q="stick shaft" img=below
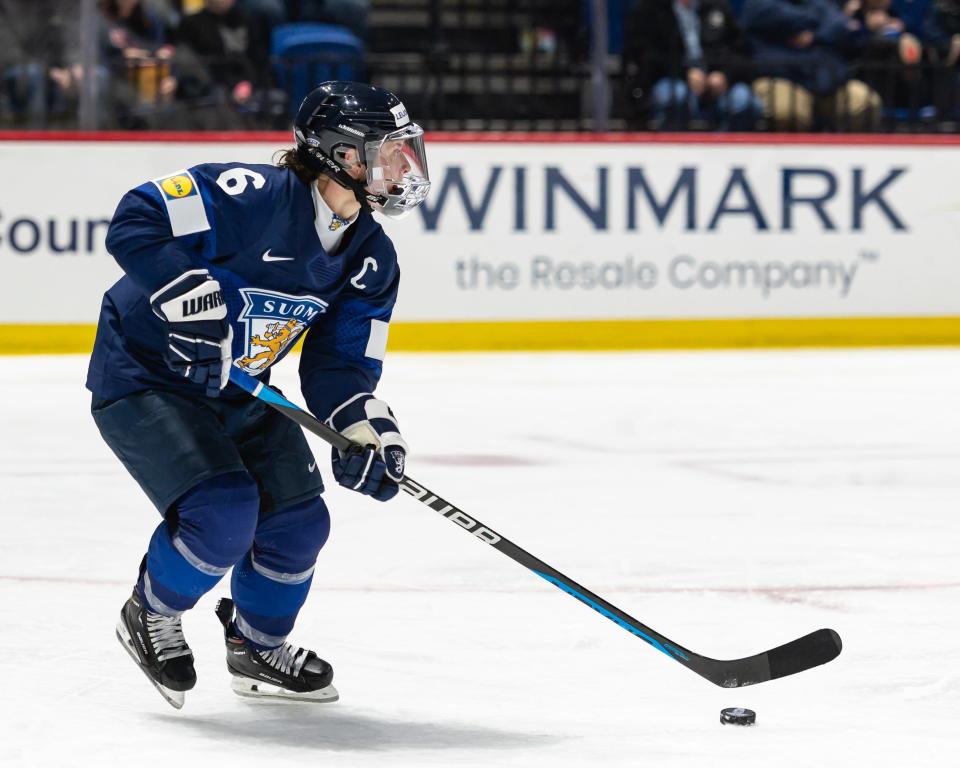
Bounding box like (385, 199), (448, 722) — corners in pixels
(228, 368), (841, 687)
(229, 370), (691, 660)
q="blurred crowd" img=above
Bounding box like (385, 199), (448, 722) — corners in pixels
(0, 0), (369, 129)
(622, 0), (960, 130)
(2, 0), (960, 132)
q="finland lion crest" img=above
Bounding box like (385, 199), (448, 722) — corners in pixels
(236, 289), (328, 374)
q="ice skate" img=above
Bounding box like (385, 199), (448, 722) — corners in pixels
(215, 598), (338, 703)
(115, 588), (196, 709)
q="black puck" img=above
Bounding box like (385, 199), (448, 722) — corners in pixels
(720, 707), (756, 726)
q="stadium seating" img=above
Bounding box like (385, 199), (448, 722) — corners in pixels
(271, 23), (366, 115)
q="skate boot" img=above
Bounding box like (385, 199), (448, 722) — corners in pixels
(215, 597), (338, 703)
(116, 588), (196, 709)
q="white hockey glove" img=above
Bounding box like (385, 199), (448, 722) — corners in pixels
(327, 393), (408, 502)
(150, 270), (233, 398)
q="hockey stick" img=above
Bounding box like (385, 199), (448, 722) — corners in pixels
(229, 367), (842, 688)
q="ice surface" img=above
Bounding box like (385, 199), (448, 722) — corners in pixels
(2, 350), (959, 767)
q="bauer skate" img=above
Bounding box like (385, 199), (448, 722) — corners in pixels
(215, 598), (338, 703)
(116, 588), (196, 709)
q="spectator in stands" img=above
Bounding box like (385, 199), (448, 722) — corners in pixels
(846, 0), (926, 115)
(624, 0), (762, 130)
(852, 0), (906, 37)
(847, 0), (921, 62)
(924, 0), (960, 117)
(175, 0), (270, 109)
(925, 0), (960, 63)
(101, 0), (177, 114)
(0, 1), (65, 123)
(102, 0), (171, 56)
(0, 0), (107, 125)
(740, 0), (882, 130)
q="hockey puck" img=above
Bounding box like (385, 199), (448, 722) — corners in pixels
(720, 707), (756, 726)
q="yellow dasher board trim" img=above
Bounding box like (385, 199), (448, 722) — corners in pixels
(390, 317), (960, 350)
(4, 317), (960, 354)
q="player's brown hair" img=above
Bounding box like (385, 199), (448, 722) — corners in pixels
(274, 148), (321, 185)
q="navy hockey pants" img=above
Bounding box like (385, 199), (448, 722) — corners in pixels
(93, 389), (329, 648)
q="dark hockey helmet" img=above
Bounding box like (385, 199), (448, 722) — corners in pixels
(293, 81), (431, 218)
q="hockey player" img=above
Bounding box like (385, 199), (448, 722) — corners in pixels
(86, 81), (431, 708)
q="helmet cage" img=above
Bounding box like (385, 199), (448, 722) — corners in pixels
(362, 125), (431, 219)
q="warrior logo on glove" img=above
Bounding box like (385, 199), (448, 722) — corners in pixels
(150, 269), (233, 398)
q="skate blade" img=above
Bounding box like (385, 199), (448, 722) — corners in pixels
(230, 675), (339, 703)
(115, 621), (185, 710)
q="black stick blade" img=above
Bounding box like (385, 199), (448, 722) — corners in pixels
(766, 628), (842, 681)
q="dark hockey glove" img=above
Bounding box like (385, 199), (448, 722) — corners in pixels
(332, 444), (399, 501)
(150, 270), (233, 398)
(328, 394), (408, 502)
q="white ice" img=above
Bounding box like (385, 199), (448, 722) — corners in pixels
(2, 350), (958, 767)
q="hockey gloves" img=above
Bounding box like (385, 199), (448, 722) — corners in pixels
(150, 270), (233, 398)
(328, 394), (408, 502)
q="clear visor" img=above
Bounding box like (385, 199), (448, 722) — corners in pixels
(364, 124), (431, 219)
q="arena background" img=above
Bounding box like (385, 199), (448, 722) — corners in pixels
(3, 132), (960, 352)
(4, 2), (960, 766)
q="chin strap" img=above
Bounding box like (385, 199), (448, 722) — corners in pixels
(297, 146), (384, 214)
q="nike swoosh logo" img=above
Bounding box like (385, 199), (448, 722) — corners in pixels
(262, 249), (294, 262)
(308, 462), (317, 473)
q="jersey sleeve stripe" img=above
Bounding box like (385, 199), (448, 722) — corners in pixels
(364, 319), (389, 361)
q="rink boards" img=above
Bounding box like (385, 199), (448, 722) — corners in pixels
(1, 132), (959, 351)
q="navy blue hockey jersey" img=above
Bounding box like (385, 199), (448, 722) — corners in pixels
(86, 163), (400, 421)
